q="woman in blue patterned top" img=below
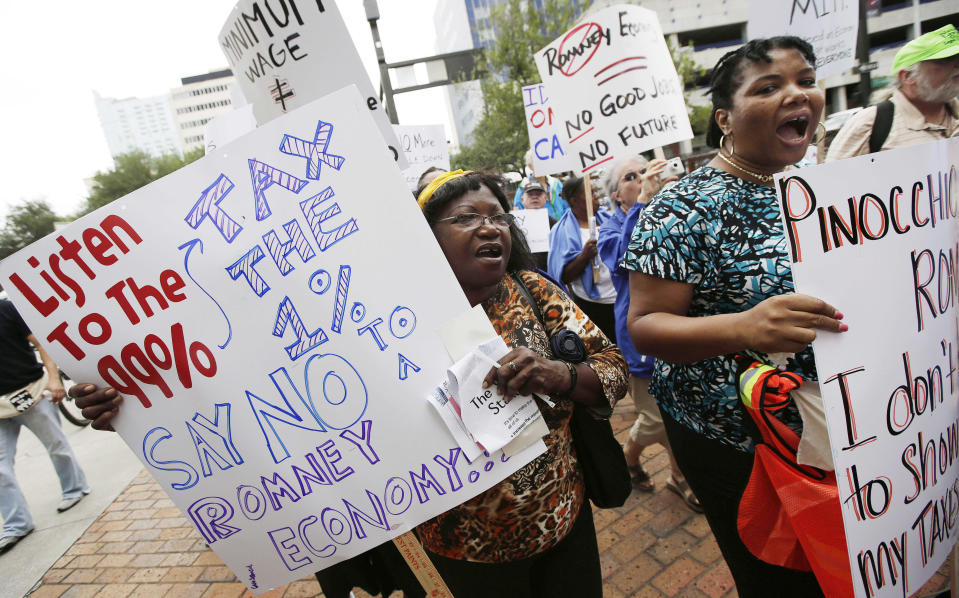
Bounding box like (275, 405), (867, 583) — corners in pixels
(622, 37), (847, 597)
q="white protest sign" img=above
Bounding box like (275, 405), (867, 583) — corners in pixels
(747, 0), (858, 79)
(395, 125), (450, 190)
(218, 0), (406, 168)
(522, 84), (576, 176)
(0, 85), (542, 594)
(512, 208), (551, 253)
(534, 5), (693, 175)
(776, 139), (959, 598)
(204, 104), (257, 153)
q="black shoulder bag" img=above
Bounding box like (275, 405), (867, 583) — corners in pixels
(510, 271), (632, 509)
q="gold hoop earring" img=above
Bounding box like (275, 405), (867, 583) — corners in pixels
(719, 134), (735, 156)
(812, 122), (826, 145)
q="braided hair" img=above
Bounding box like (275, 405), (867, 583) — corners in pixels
(705, 37), (817, 148)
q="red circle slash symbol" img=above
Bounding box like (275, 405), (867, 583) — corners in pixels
(557, 22), (604, 77)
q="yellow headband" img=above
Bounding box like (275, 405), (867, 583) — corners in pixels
(416, 169), (472, 210)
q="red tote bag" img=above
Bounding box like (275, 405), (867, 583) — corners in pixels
(736, 360), (854, 598)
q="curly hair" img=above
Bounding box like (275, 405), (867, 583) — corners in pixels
(419, 171), (536, 273)
(705, 36), (817, 148)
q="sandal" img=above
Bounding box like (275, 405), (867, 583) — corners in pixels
(628, 464), (655, 492)
(666, 477), (704, 513)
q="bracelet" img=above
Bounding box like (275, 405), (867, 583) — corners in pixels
(558, 360), (578, 399)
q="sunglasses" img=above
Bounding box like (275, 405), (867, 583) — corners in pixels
(621, 169), (647, 182)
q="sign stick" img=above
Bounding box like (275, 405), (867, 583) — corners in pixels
(583, 174), (600, 284)
(392, 531), (455, 597)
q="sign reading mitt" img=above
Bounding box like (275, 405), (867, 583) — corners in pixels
(0, 86), (541, 594)
(776, 139), (959, 598)
(534, 5), (693, 174)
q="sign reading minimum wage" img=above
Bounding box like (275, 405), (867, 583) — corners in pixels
(219, 0), (407, 168)
(776, 139), (959, 598)
(0, 86), (542, 594)
(534, 4), (693, 175)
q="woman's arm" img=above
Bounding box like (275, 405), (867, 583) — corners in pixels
(27, 334), (65, 403)
(627, 271), (846, 364)
(561, 238), (596, 282)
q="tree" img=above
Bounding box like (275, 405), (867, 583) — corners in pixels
(77, 147), (204, 217)
(452, 0), (585, 172)
(0, 199), (59, 259)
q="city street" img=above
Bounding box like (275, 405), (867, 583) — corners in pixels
(3, 404), (141, 598)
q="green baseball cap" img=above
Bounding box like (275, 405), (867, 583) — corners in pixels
(892, 24), (959, 75)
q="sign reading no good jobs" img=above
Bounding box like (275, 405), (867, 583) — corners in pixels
(535, 5), (693, 175)
(0, 86), (540, 594)
(219, 0), (406, 168)
(776, 139), (959, 598)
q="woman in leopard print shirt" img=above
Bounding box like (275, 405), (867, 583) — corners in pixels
(415, 170), (628, 598)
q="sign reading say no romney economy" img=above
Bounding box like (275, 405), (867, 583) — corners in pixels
(0, 86), (542, 594)
(535, 5), (693, 175)
(218, 0), (406, 168)
(776, 139), (959, 598)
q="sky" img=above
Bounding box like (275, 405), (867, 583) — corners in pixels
(0, 0), (448, 219)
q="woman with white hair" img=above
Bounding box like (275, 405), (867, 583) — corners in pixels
(597, 156), (700, 510)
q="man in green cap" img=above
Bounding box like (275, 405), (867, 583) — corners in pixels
(827, 24), (959, 161)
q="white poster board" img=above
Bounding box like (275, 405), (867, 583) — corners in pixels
(776, 139), (959, 598)
(512, 208), (551, 253)
(522, 84), (576, 177)
(747, 0), (858, 79)
(218, 0), (406, 168)
(0, 86), (541, 594)
(204, 104), (257, 153)
(395, 125), (450, 190)
(534, 5), (693, 175)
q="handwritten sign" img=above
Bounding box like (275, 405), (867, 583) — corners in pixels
(512, 208), (551, 253)
(534, 5), (693, 175)
(522, 84), (576, 177)
(395, 125), (450, 190)
(218, 0), (406, 168)
(776, 139), (959, 598)
(0, 86), (542, 594)
(747, 0), (858, 79)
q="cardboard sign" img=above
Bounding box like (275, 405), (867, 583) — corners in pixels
(747, 0), (858, 79)
(522, 84), (576, 177)
(0, 86), (542, 594)
(395, 125), (450, 191)
(534, 5), (693, 175)
(776, 139), (959, 598)
(218, 0), (406, 168)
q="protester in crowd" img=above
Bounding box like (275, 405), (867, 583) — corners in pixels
(516, 180), (558, 271)
(417, 166), (447, 189)
(74, 170), (629, 598)
(596, 157), (700, 512)
(827, 24), (959, 160)
(1, 299), (90, 554)
(547, 176), (617, 343)
(623, 37), (846, 596)
(513, 150), (569, 221)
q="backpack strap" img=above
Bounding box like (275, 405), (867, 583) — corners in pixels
(869, 100), (894, 153)
(510, 271), (544, 326)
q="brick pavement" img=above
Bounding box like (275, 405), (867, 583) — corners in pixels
(21, 400), (953, 598)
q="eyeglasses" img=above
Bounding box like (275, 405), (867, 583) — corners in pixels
(621, 169), (647, 182)
(437, 212), (516, 229)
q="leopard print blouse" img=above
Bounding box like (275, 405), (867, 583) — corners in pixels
(416, 270), (628, 562)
